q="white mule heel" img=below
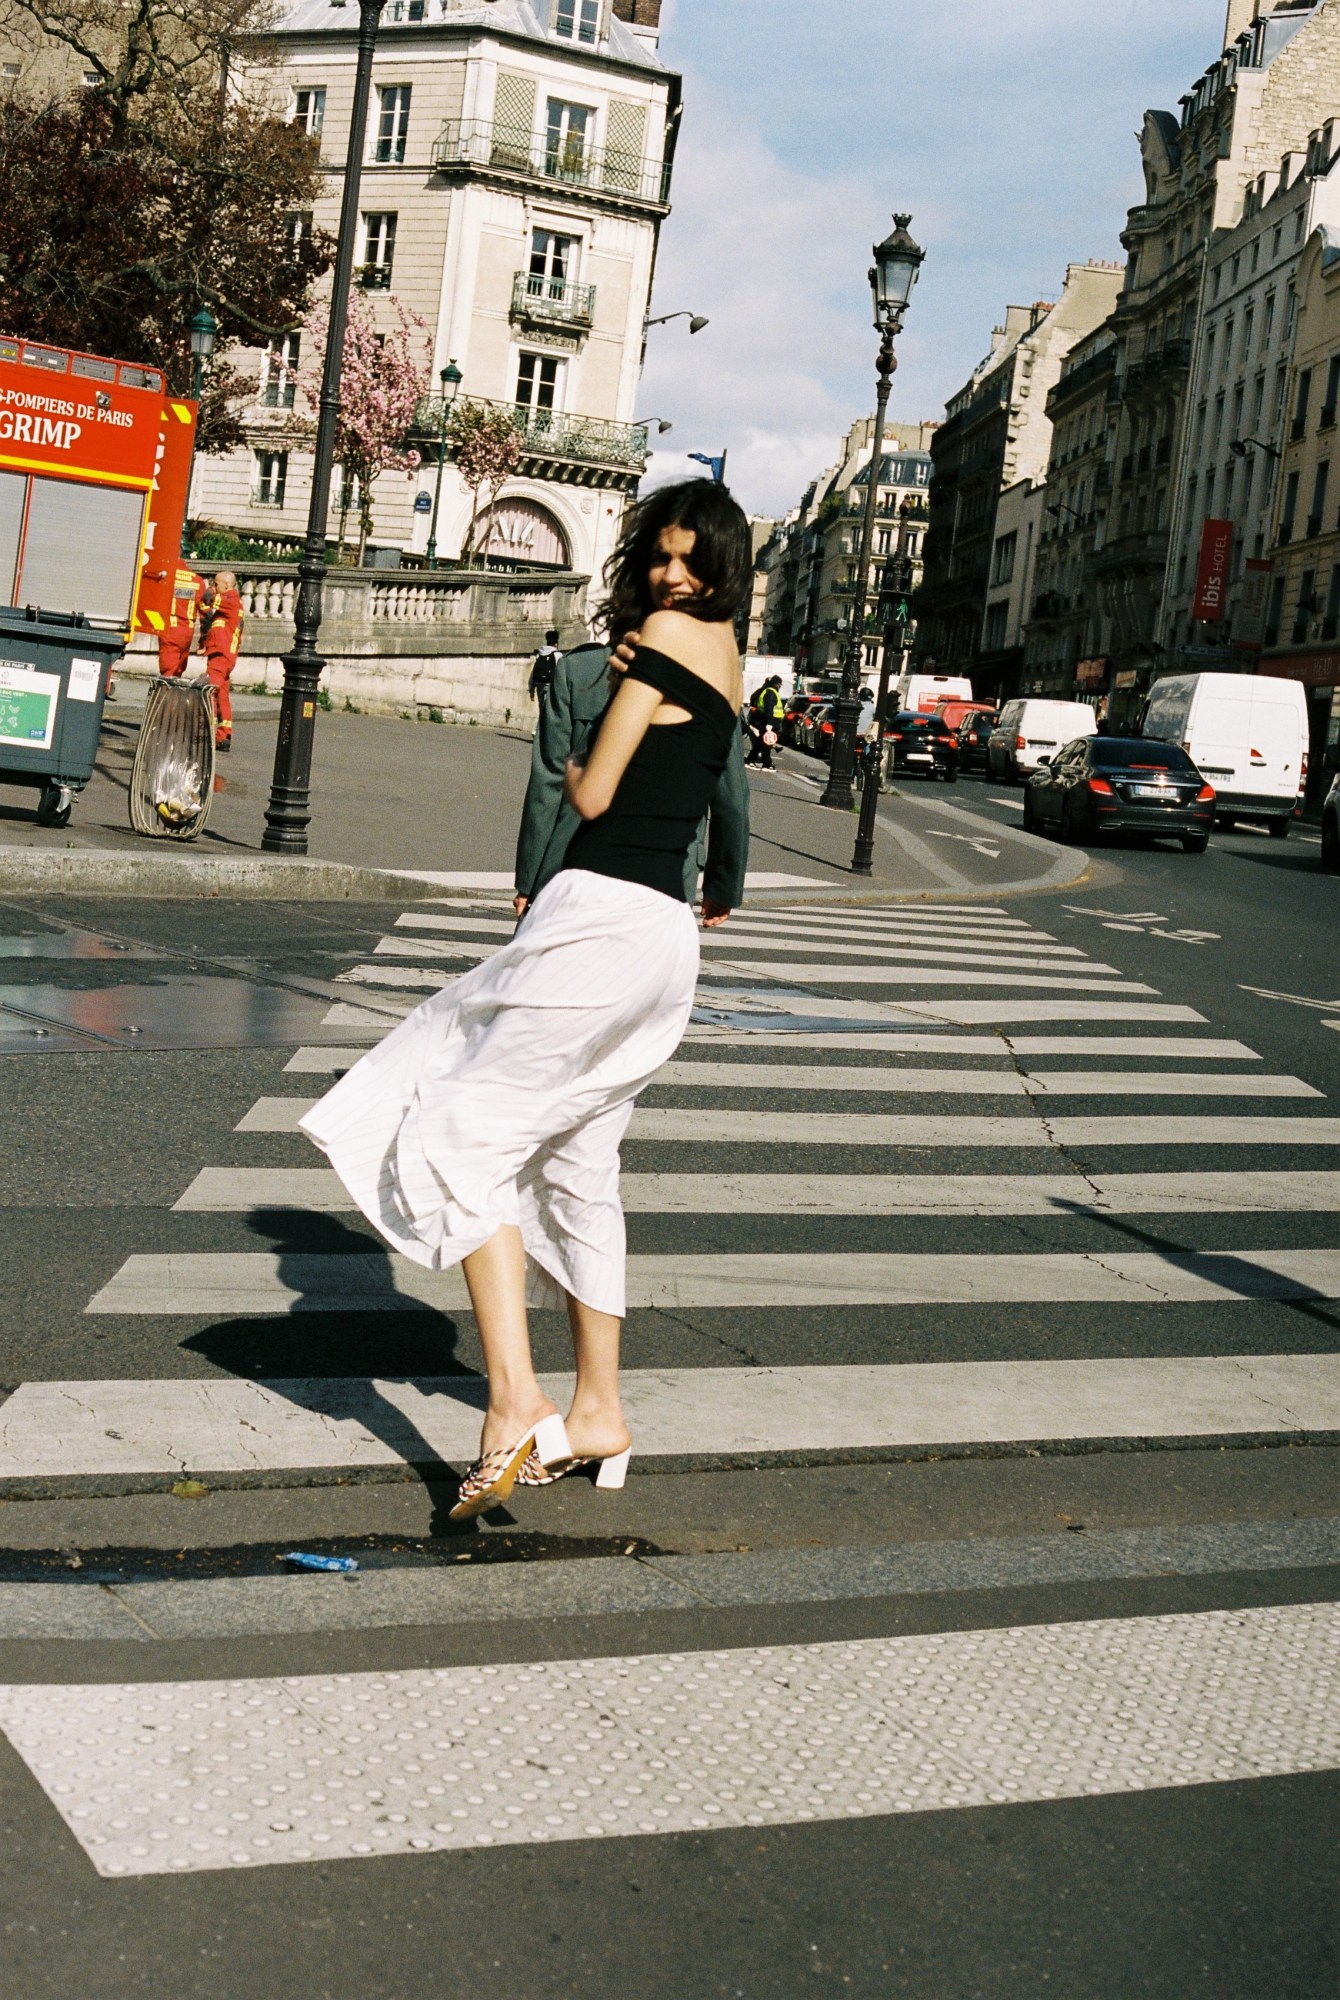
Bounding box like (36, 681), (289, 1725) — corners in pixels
(594, 1447), (631, 1491)
(532, 1412), (574, 1471)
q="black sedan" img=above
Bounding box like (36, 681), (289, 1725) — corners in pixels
(957, 712), (995, 772)
(885, 710), (959, 782)
(1022, 735), (1215, 851)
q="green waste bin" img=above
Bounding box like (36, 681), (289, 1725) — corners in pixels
(0, 606), (124, 827)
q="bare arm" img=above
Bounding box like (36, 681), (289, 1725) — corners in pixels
(563, 674), (662, 820)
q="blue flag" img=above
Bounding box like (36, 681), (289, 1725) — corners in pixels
(688, 451), (725, 482)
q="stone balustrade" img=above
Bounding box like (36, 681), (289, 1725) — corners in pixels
(124, 564), (592, 724)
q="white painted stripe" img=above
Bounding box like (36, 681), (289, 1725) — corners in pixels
(173, 1166), (1340, 1218)
(8, 1359), (1340, 1482)
(699, 940), (1115, 972)
(371, 939), (494, 962)
(82, 1247), (1340, 1314)
(284, 1047), (370, 1073)
(336, 966), (454, 990)
(5, 1603), (1334, 1875)
(320, 1001), (414, 1027)
(656, 1063), (1316, 1099)
(682, 1034), (1260, 1058)
(719, 917), (1061, 945)
(700, 994), (1204, 1025)
(702, 964), (1155, 991)
(393, 913), (515, 936)
(398, 870), (836, 892)
(241, 1098), (1338, 1145)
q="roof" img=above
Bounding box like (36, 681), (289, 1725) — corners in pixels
(276, 0), (667, 71)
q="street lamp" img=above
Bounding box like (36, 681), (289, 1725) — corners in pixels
(636, 416), (675, 435)
(851, 520), (916, 876)
(645, 310), (709, 335)
(425, 358), (463, 569)
(1229, 435), (1282, 460)
(188, 306), (218, 401)
(820, 213), (925, 813)
(262, 0), (386, 856)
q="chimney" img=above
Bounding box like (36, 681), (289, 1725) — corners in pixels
(613, 1), (663, 29)
(1222, 0), (1257, 49)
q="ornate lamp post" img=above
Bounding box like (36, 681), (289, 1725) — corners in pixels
(820, 214), (925, 812)
(851, 510), (916, 876)
(185, 306), (218, 530)
(425, 358), (463, 569)
(262, 0), (386, 856)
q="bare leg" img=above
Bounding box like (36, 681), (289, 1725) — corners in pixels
(564, 1293), (632, 1460)
(462, 1225), (557, 1454)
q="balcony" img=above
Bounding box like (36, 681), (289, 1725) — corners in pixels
(1291, 413), (1308, 442)
(411, 394), (649, 480)
(510, 270), (596, 333)
(433, 119), (671, 210)
(356, 263), (393, 291)
(1307, 513), (1325, 538)
(1323, 403), (1338, 430)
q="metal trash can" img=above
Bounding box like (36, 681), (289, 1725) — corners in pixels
(128, 676), (216, 841)
(0, 606), (125, 828)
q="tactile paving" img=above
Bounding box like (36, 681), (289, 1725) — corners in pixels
(0, 1601), (1336, 1876)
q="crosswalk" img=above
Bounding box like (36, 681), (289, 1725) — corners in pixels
(3, 890), (1338, 1878)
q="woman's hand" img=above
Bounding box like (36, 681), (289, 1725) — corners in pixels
(701, 900), (732, 929)
(611, 628), (640, 675)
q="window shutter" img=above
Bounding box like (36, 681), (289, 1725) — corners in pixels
(492, 71), (536, 169)
(605, 98), (646, 192)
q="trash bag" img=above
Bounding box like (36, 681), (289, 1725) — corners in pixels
(128, 676), (217, 841)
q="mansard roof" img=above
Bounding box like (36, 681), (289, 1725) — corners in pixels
(277, 0), (666, 72)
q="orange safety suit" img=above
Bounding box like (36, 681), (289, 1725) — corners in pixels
(157, 567), (208, 677)
(203, 587), (245, 746)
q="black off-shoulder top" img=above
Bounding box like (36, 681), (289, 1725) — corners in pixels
(562, 645), (739, 902)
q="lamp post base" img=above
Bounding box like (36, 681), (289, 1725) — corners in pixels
(260, 649), (323, 854)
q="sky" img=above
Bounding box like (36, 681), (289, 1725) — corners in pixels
(637, 0), (1232, 518)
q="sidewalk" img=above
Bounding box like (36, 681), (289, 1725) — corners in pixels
(0, 685), (1088, 901)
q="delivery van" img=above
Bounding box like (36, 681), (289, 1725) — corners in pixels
(1140, 671), (1306, 836)
(896, 671), (973, 713)
(987, 698), (1097, 781)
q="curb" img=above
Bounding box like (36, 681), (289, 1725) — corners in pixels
(0, 846), (461, 902)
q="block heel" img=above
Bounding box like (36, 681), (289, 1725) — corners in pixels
(594, 1447), (631, 1491)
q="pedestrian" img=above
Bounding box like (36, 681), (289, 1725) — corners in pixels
(745, 674), (783, 769)
(528, 627), (563, 708)
(299, 479), (751, 1521)
(202, 569), (245, 752)
(156, 565), (209, 679)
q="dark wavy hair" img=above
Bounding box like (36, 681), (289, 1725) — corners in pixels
(599, 478), (752, 640)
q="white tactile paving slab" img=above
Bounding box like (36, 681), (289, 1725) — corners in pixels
(3, 1357), (1337, 1480)
(172, 1166), (1340, 1217)
(2, 1603), (1335, 1876)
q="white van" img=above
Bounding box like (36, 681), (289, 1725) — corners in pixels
(987, 698), (1097, 781)
(1141, 672), (1306, 835)
(897, 671), (974, 713)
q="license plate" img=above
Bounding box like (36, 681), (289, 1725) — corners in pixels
(1129, 784), (1171, 798)
(907, 752), (932, 762)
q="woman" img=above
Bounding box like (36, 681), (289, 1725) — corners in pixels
(300, 480), (750, 1520)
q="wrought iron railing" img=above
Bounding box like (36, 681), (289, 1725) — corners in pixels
(510, 271), (597, 326)
(412, 393), (649, 470)
(434, 119), (671, 206)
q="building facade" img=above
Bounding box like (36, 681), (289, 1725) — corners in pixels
(1021, 326), (1118, 697)
(916, 263), (1123, 698)
(1097, 0), (1340, 700)
(194, 0), (679, 585)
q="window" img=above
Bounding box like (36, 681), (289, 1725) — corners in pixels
(1309, 462), (1330, 537)
(1286, 286), (1298, 339)
(374, 85), (411, 163)
(1252, 374), (1266, 428)
(1263, 293), (1276, 342)
(1292, 367), (1312, 440)
(1295, 208), (1306, 245)
(516, 352), (561, 412)
(545, 98), (591, 181)
(1231, 384), (1244, 440)
(359, 212), (397, 286)
(1231, 253), (1241, 284)
(261, 332), (300, 409)
(528, 228), (580, 299)
(1324, 563), (1340, 641)
(254, 449), (288, 507)
(1212, 391), (1225, 449)
(990, 531), (1017, 585)
(553, 0), (601, 41)
(1293, 568), (1316, 642)
(1242, 307), (1253, 359)
(982, 600), (1008, 652)
(1280, 469), (1300, 542)
(294, 87), (325, 136)
(1323, 355), (1340, 427)
(81, 69), (100, 85)
(283, 210), (314, 264)
(3, 62), (20, 77)
(1264, 573), (1285, 646)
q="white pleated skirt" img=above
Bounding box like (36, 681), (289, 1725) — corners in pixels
(299, 869), (700, 1316)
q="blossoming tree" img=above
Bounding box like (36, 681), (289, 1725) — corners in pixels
(301, 289), (430, 564)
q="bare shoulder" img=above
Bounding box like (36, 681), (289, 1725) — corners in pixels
(638, 611), (741, 702)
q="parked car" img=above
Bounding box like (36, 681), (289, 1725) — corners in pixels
(957, 711), (996, 772)
(1140, 670), (1307, 836)
(782, 693), (819, 745)
(811, 703), (840, 759)
(987, 698), (1098, 782)
(932, 697), (997, 735)
(1022, 735), (1215, 851)
(885, 709), (959, 782)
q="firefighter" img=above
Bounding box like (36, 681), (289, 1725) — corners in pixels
(157, 565), (208, 678)
(202, 568), (245, 751)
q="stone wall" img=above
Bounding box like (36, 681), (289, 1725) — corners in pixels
(124, 564), (592, 724)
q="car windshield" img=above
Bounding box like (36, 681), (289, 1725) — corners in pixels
(1092, 739), (1195, 771)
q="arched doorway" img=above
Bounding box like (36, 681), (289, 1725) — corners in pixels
(473, 495), (571, 571)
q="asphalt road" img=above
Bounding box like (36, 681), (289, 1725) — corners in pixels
(0, 802), (1336, 1998)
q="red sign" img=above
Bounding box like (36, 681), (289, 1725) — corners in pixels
(0, 335), (166, 490)
(132, 397), (198, 636)
(1193, 517), (1234, 623)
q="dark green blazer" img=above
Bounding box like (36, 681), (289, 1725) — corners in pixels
(514, 642), (750, 907)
